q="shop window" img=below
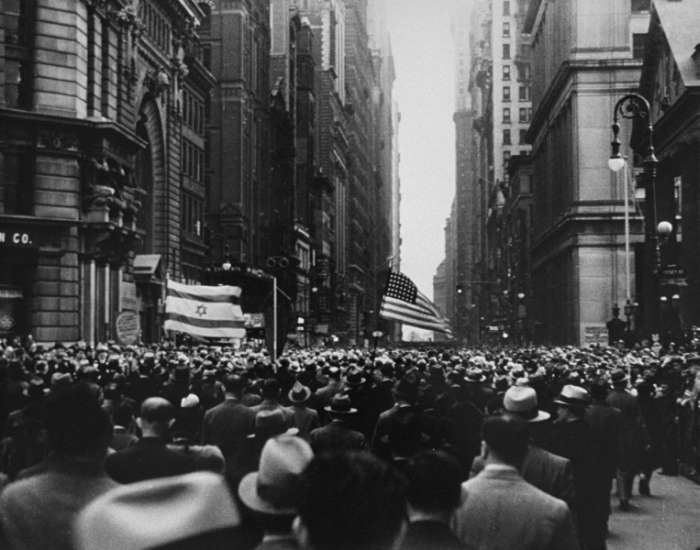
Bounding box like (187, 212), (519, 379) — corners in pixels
(1, 151), (34, 215)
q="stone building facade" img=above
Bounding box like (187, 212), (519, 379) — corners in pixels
(0, 0), (214, 343)
(638, 0), (700, 341)
(525, 0), (649, 344)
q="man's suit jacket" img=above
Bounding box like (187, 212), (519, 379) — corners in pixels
(286, 405), (320, 441)
(453, 466), (579, 550)
(201, 398), (256, 456)
(310, 420), (366, 455)
(470, 445), (576, 512)
(105, 437), (200, 483)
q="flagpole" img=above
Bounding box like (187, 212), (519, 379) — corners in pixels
(273, 275), (278, 361)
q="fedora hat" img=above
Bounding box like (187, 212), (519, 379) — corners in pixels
(464, 367), (487, 383)
(288, 381), (312, 404)
(75, 472), (241, 550)
(610, 368), (628, 385)
(345, 368), (366, 387)
(503, 386), (550, 422)
(248, 409), (298, 440)
(553, 385), (591, 408)
(324, 394), (357, 415)
(238, 435), (314, 515)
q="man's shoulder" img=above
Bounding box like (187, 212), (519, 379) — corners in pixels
(465, 469), (567, 510)
(527, 445), (570, 468)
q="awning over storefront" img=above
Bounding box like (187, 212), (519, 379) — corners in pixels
(133, 254), (162, 281)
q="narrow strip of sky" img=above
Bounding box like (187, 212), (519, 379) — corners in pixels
(385, 0), (463, 299)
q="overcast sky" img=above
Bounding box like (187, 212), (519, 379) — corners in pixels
(384, 0), (464, 299)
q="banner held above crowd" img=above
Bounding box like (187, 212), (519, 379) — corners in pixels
(164, 280), (246, 340)
(380, 271), (453, 336)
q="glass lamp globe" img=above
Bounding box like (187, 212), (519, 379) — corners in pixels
(657, 221), (673, 237)
(607, 156), (626, 172)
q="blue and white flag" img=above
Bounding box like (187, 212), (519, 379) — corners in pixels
(164, 280), (246, 339)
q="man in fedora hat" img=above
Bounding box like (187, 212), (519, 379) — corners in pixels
(453, 416), (579, 550)
(605, 369), (647, 511)
(551, 385), (606, 550)
(202, 375), (256, 461)
(285, 382), (319, 442)
(239, 435), (314, 550)
(309, 395), (366, 455)
(371, 376), (418, 457)
(471, 386), (576, 513)
(76, 471), (244, 550)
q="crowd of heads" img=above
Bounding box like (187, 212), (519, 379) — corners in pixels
(1, 335), (700, 549)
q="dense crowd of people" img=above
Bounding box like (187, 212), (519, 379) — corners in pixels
(0, 336), (699, 550)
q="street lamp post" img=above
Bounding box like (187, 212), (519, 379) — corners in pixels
(610, 93), (660, 338)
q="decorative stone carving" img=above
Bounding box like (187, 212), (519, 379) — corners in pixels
(143, 68), (171, 98)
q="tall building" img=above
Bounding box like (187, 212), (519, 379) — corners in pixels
(205, 0), (270, 268)
(524, 0), (650, 344)
(0, 0), (214, 343)
(638, 0), (700, 342)
(491, 0), (532, 184)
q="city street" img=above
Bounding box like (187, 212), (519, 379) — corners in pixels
(608, 473), (700, 550)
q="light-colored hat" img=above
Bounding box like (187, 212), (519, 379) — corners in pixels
(181, 393), (200, 409)
(503, 386), (551, 422)
(75, 472), (240, 550)
(238, 435), (314, 515)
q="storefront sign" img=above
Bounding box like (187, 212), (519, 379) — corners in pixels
(116, 311), (140, 345)
(0, 230), (34, 247)
(119, 280), (138, 311)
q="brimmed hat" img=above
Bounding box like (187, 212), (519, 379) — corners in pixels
(464, 367), (487, 383)
(503, 386), (550, 422)
(345, 368), (366, 387)
(553, 385), (591, 408)
(288, 381), (312, 404)
(324, 394), (357, 415)
(75, 472), (241, 550)
(610, 369), (628, 385)
(238, 435), (313, 516)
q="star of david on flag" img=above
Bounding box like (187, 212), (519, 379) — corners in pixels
(164, 280), (245, 339)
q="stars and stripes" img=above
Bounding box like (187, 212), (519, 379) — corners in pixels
(164, 280), (246, 339)
(380, 271), (453, 336)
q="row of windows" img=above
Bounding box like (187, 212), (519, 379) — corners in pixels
(182, 192), (203, 238)
(503, 129), (529, 146)
(504, 65), (531, 82)
(139, 0), (172, 54)
(503, 107), (532, 123)
(182, 88), (206, 135)
(182, 139), (205, 183)
(501, 85), (531, 102)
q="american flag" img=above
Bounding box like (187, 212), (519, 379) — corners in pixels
(379, 272), (453, 336)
